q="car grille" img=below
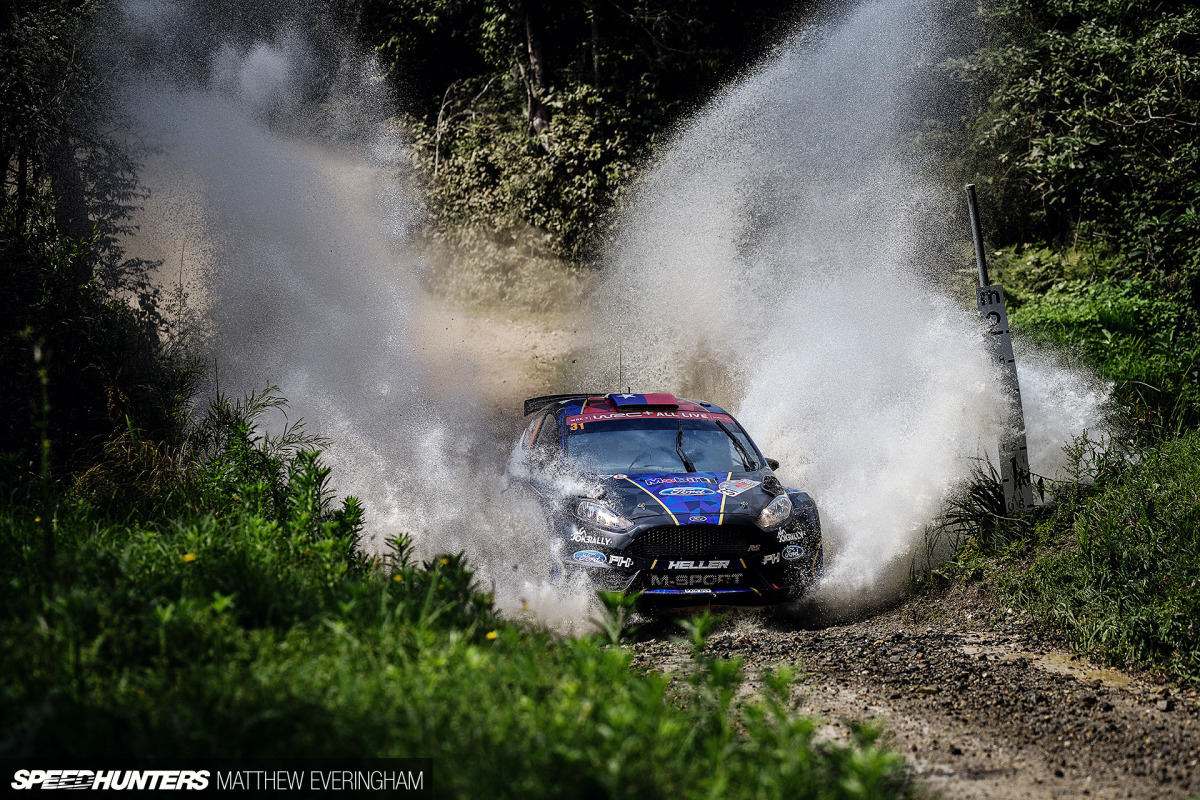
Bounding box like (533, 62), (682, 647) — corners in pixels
(627, 525), (763, 558)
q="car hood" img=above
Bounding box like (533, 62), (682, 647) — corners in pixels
(597, 472), (775, 524)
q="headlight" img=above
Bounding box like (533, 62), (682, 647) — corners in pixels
(757, 494), (793, 529)
(575, 499), (634, 531)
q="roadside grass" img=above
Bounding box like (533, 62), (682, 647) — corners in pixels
(993, 245), (1200, 432)
(927, 243), (1200, 685)
(0, 391), (910, 798)
(924, 432), (1200, 685)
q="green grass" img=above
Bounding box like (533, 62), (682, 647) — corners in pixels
(934, 244), (1200, 685)
(929, 433), (1200, 685)
(0, 392), (910, 798)
(992, 245), (1200, 431)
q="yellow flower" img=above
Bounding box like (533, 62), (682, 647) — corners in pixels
(393, 574), (404, 582)
(486, 630), (498, 640)
(438, 557), (449, 566)
(182, 553), (197, 563)
(34, 516), (41, 523)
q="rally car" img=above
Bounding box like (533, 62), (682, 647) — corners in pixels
(505, 392), (823, 607)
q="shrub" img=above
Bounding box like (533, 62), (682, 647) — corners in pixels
(929, 432), (1200, 684)
(0, 390), (912, 796)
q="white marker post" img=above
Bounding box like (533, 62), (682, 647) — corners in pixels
(967, 185), (1034, 513)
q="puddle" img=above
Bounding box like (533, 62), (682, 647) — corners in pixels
(960, 643), (1132, 689)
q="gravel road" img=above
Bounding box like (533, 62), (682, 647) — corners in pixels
(631, 587), (1199, 799)
(429, 296), (1199, 798)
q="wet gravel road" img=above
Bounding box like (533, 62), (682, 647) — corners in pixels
(631, 590), (1199, 799)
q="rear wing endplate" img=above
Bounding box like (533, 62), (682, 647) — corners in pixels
(522, 393), (604, 417)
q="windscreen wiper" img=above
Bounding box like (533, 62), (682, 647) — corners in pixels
(716, 421), (757, 470)
(675, 421), (697, 472)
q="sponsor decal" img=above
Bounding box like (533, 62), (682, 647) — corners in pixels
(573, 550), (607, 565)
(718, 478), (761, 497)
(683, 588), (713, 594)
(776, 529), (807, 543)
(667, 560), (729, 570)
(598, 473), (628, 480)
(10, 770), (211, 791)
(572, 531), (613, 547)
(747, 544), (761, 551)
(782, 545), (803, 561)
(659, 487), (715, 496)
(565, 411), (735, 425)
(609, 554), (633, 568)
(640, 476), (716, 486)
(688, 515), (709, 523)
(650, 573), (744, 587)
(762, 552), (781, 565)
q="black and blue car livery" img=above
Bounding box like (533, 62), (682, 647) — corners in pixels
(508, 392), (823, 607)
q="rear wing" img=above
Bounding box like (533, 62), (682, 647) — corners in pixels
(522, 393), (605, 417)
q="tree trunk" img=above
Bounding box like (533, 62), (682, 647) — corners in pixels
(0, 131), (11, 209)
(16, 141), (28, 228)
(523, 6), (551, 142)
(50, 135), (91, 242)
(588, 1), (600, 88)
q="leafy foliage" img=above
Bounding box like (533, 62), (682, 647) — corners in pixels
(964, 1), (1200, 310)
(930, 433), (1200, 684)
(0, 393), (911, 797)
(991, 246), (1200, 430)
(1, 2), (196, 481)
(0, 200), (197, 481)
(353, 0), (801, 274)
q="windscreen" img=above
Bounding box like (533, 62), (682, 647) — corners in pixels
(564, 418), (760, 474)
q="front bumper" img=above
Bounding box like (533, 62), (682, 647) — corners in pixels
(555, 514), (823, 608)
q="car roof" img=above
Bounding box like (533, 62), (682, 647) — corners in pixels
(523, 392), (732, 420)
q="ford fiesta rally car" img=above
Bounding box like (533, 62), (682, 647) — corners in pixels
(505, 392), (823, 607)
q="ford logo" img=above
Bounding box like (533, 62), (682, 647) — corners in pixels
(572, 550), (607, 565)
(659, 487), (715, 496)
(782, 545), (803, 561)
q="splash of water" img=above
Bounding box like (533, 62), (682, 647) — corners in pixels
(111, 0), (597, 630)
(585, 0), (1110, 610)
(114, 0), (1109, 625)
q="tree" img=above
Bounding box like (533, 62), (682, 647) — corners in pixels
(352, 0), (802, 265)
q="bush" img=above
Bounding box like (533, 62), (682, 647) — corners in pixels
(0, 202), (197, 483)
(966, 1), (1200, 309)
(0, 391), (911, 797)
(931, 432), (1200, 685)
(990, 245), (1200, 429)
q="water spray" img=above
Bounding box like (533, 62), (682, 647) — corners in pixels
(966, 184), (1034, 513)
(583, 0), (1108, 610)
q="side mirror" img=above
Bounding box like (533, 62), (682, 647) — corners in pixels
(765, 457), (780, 471)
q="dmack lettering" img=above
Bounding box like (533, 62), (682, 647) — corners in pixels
(776, 530), (808, 543)
(667, 560), (729, 570)
(650, 573), (744, 587)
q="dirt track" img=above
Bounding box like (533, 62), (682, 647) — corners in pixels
(632, 589), (1200, 800)
(428, 300), (1200, 799)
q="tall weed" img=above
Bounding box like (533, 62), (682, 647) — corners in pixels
(926, 432), (1200, 684)
(0, 389), (912, 796)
